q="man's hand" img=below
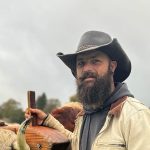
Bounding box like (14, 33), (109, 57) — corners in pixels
(25, 108), (47, 125)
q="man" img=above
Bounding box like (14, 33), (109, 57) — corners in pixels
(25, 31), (150, 150)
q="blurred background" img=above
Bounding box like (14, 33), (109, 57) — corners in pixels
(0, 0), (150, 122)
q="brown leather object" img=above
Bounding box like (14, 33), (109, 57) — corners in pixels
(25, 126), (70, 150)
(0, 124), (70, 150)
(51, 102), (83, 132)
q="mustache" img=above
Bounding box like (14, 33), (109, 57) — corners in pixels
(79, 71), (97, 81)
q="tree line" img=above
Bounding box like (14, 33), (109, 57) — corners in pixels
(0, 93), (79, 124)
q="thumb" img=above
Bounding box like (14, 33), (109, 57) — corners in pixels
(29, 108), (40, 114)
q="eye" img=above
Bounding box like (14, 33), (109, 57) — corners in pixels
(91, 59), (101, 64)
(77, 61), (85, 68)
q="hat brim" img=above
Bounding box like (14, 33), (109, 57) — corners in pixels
(57, 39), (131, 82)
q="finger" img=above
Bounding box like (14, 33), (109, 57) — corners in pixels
(30, 108), (42, 115)
(26, 108), (31, 115)
(25, 114), (30, 119)
(29, 108), (37, 112)
(25, 108), (37, 115)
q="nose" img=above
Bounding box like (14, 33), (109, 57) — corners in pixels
(82, 63), (94, 72)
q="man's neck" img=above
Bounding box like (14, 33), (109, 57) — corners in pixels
(110, 82), (116, 95)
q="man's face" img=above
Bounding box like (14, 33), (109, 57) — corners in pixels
(76, 50), (115, 85)
(76, 50), (117, 110)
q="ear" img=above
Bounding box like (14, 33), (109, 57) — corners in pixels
(110, 61), (117, 73)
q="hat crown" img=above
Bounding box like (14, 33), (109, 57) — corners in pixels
(77, 31), (112, 52)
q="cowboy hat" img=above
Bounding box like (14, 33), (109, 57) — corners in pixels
(57, 31), (131, 82)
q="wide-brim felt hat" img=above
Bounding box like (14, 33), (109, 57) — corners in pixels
(57, 31), (131, 82)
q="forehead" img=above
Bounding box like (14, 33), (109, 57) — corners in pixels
(76, 50), (109, 61)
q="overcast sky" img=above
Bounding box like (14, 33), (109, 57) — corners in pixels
(0, 0), (150, 109)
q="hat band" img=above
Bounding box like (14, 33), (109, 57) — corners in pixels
(78, 45), (97, 51)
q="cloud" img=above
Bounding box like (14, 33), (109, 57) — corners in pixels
(0, 0), (150, 108)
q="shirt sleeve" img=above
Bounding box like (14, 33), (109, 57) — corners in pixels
(42, 114), (74, 140)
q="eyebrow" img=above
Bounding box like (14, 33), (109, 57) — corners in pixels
(77, 55), (97, 61)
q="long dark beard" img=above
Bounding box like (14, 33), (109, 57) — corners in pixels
(76, 69), (112, 110)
